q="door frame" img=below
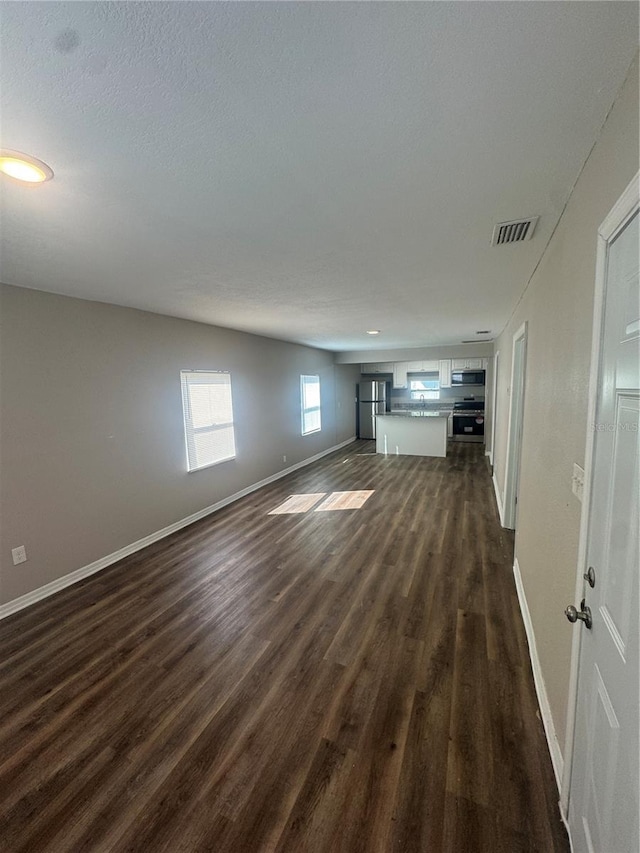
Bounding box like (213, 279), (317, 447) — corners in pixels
(503, 322), (528, 529)
(489, 350), (499, 468)
(561, 171), (639, 817)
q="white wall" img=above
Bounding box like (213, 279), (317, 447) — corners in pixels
(0, 285), (360, 606)
(492, 54), (639, 763)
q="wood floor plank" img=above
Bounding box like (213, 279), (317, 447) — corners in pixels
(389, 689), (452, 853)
(446, 609), (493, 807)
(273, 739), (357, 853)
(0, 440), (569, 852)
(4, 632), (271, 853)
(321, 635), (427, 853)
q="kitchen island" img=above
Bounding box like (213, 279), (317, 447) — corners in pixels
(375, 411), (450, 458)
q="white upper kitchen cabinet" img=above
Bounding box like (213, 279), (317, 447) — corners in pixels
(439, 359), (452, 388)
(406, 360), (439, 372)
(361, 363), (393, 374)
(451, 358), (483, 370)
(393, 363), (408, 388)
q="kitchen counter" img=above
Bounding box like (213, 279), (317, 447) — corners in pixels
(386, 410), (451, 417)
(375, 412), (448, 457)
(378, 411), (451, 418)
(385, 406), (453, 417)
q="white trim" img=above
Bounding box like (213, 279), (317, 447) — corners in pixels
(600, 171), (640, 240)
(513, 558), (564, 792)
(489, 350), (499, 470)
(503, 323), (528, 529)
(561, 170), (640, 815)
(492, 472), (504, 526)
(0, 437), (356, 621)
(561, 810), (575, 853)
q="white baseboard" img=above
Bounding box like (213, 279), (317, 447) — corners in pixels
(513, 558), (564, 794)
(0, 437), (356, 621)
(560, 809), (574, 852)
(492, 472), (504, 526)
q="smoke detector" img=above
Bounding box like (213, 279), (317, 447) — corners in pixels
(491, 216), (538, 246)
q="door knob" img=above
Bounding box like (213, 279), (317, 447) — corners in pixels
(565, 599), (593, 630)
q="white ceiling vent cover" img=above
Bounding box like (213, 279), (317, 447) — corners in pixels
(491, 216), (539, 246)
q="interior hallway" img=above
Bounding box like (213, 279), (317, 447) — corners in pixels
(0, 441), (569, 852)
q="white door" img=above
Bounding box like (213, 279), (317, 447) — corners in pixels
(567, 196), (639, 852)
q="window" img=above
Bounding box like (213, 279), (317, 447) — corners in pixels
(181, 370), (236, 471)
(409, 377), (440, 400)
(301, 374), (321, 435)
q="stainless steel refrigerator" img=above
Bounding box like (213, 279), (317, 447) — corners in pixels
(357, 381), (387, 439)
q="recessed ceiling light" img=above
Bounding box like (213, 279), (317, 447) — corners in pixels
(366, 330), (381, 336)
(0, 149), (54, 185)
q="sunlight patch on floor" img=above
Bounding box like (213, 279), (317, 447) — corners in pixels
(268, 490), (376, 515)
(268, 493), (327, 514)
(314, 490), (375, 511)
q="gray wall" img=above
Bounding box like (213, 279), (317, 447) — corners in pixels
(0, 285), (360, 606)
(492, 54), (638, 760)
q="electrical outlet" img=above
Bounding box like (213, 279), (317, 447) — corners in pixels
(283, 455), (287, 463)
(11, 545), (27, 565)
(571, 463), (585, 502)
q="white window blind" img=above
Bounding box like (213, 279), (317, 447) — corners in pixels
(301, 374), (321, 435)
(181, 370), (236, 471)
(409, 376), (440, 400)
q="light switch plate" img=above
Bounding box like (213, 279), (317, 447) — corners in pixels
(572, 463), (585, 502)
(11, 545), (27, 565)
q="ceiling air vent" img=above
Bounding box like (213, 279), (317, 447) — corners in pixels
(491, 216), (538, 246)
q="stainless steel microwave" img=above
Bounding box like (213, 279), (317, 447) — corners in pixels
(451, 370), (485, 386)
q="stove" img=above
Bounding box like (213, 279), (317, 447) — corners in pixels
(452, 401), (485, 415)
(452, 401), (485, 441)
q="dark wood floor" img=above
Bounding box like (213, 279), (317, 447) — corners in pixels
(0, 441), (569, 853)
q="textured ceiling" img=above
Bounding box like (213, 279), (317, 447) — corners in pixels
(0, 2), (637, 351)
